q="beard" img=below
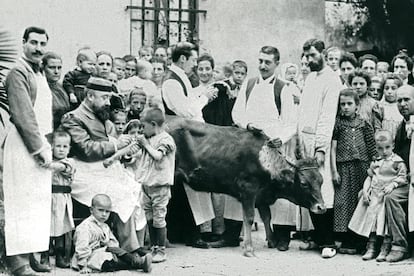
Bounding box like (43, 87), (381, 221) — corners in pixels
(309, 58), (324, 72)
(92, 104), (111, 122)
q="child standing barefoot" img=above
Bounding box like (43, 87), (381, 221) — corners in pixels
(331, 89), (377, 254)
(349, 130), (408, 262)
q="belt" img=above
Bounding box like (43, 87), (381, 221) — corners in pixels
(52, 185), (72, 194)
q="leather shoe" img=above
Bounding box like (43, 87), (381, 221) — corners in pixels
(276, 240), (289, 252)
(209, 239), (239, 248)
(191, 238), (210, 249)
(12, 265), (38, 276)
(385, 250), (407, 262)
(29, 254), (51, 273)
(55, 254), (70, 269)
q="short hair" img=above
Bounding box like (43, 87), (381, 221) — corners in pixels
(91, 194), (112, 207)
(391, 53), (413, 71)
(129, 88), (146, 103)
(377, 61), (390, 70)
(232, 60), (248, 72)
(110, 109), (127, 122)
(375, 129), (393, 143)
(348, 69), (371, 87)
(97, 51), (113, 62)
(52, 130), (71, 143)
(339, 88), (360, 106)
(383, 73), (403, 87)
(23, 26), (48, 41)
(326, 46), (342, 57)
(113, 57), (126, 66)
(222, 62), (233, 78)
(136, 60), (152, 74)
(260, 46), (280, 62)
(77, 49), (96, 63)
(41, 51), (62, 67)
(124, 119), (142, 134)
(154, 46), (167, 55)
(197, 54), (215, 69)
(141, 107), (165, 126)
(359, 54), (378, 67)
(339, 52), (358, 68)
(123, 55), (137, 63)
(150, 57), (167, 70)
(303, 38), (325, 53)
(171, 42), (197, 63)
(139, 45), (154, 55)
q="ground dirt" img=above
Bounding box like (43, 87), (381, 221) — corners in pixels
(8, 226), (414, 276)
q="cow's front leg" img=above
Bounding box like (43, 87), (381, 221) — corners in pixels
(257, 204), (277, 248)
(241, 197), (256, 257)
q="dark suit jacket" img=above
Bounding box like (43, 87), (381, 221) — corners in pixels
(395, 120), (410, 170)
(61, 102), (117, 162)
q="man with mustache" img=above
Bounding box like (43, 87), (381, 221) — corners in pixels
(61, 77), (143, 257)
(2, 26), (54, 276)
(298, 38), (342, 258)
(230, 46), (298, 251)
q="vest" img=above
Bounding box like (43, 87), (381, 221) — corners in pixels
(245, 76), (285, 114)
(162, 69), (188, 115)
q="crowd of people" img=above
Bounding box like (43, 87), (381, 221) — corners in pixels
(1, 25), (414, 275)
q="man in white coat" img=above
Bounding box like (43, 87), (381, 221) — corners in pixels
(298, 38), (342, 258)
(222, 46), (297, 251)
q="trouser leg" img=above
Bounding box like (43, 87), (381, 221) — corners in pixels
(310, 208), (335, 248)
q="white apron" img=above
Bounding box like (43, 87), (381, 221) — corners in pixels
(408, 129), (414, 231)
(223, 195), (260, 223)
(183, 184), (215, 225)
(3, 66), (52, 256)
(71, 160), (139, 223)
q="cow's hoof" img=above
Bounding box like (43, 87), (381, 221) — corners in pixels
(267, 239), (278, 248)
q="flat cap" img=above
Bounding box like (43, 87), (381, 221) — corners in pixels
(86, 77), (113, 92)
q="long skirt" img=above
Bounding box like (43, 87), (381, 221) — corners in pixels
(334, 160), (370, 232)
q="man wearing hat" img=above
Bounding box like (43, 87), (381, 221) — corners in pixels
(61, 77), (141, 253)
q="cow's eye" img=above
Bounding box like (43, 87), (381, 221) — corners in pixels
(300, 181), (309, 189)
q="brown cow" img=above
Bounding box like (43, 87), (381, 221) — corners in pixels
(104, 117), (326, 257)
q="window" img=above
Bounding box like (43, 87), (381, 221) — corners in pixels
(126, 0), (206, 54)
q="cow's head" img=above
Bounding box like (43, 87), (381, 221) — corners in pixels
(274, 158), (326, 214)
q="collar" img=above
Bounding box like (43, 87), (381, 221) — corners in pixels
(80, 102), (97, 120)
(89, 215), (107, 227)
(257, 73), (276, 85)
(381, 153), (404, 162)
(22, 54), (42, 73)
(170, 64), (187, 78)
(316, 65), (329, 76)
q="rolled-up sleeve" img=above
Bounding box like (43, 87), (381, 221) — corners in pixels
(5, 67), (45, 154)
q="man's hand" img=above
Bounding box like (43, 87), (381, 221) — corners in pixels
(315, 151), (325, 167)
(332, 170), (341, 187)
(383, 183), (396, 195)
(136, 135), (149, 147)
(35, 148), (52, 168)
(69, 93), (78, 104)
(116, 135), (133, 150)
(293, 94), (300, 105)
(204, 86), (218, 102)
(267, 138), (282, 148)
(247, 123), (263, 136)
(362, 189), (370, 205)
(80, 266), (92, 274)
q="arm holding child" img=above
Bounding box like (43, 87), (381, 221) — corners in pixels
(383, 161), (408, 194)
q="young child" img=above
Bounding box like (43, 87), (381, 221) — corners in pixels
(377, 61), (390, 79)
(110, 110), (127, 137)
(127, 88), (147, 121)
(349, 130), (408, 262)
(331, 89), (377, 254)
(123, 55), (137, 79)
(380, 73), (404, 139)
(139, 46), (154, 61)
(279, 63), (301, 106)
(349, 69), (383, 131)
(106, 71), (118, 85)
(130, 108), (176, 263)
(213, 62), (232, 81)
(72, 194), (152, 273)
(41, 130), (76, 269)
(368, 76), (383, 100)
(225, 60), (247, 99)
(326, 47), (342, 72)
(63, 48), (97, 107)
(113, 57), (126, 81)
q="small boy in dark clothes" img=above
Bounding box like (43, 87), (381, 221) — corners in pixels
(63, 48), (97, 108)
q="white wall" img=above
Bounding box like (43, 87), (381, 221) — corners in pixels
(198, 0), (325, 77)
(1, 0), (131, 73)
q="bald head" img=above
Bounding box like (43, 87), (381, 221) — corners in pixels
(91, 194), (112, 209)
(137, 60), (153, 80)
(397, 85), (414, 119)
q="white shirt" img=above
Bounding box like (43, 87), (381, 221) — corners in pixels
(118, 76), (159, 101)
(162, 64), (208, 121)
(232, 74), (296, 143)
